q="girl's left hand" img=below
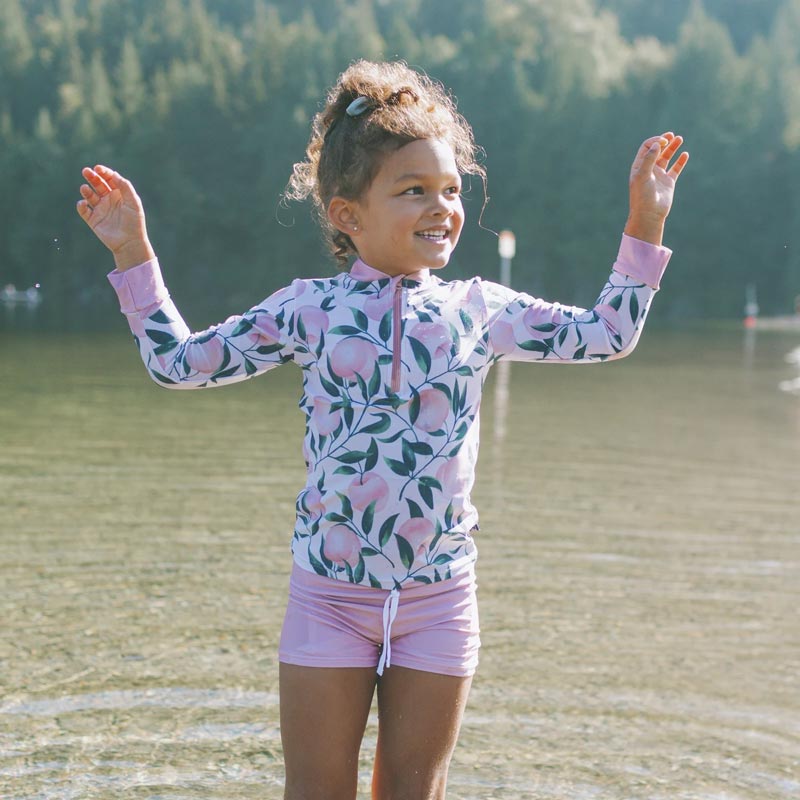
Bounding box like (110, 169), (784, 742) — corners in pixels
(625, 133), (689, 245)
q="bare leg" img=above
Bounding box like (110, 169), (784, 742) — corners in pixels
(280, 663), (378, 800)
(371, 666), (473, 800)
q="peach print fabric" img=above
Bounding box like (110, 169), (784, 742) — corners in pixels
(108, 234), (670, 589)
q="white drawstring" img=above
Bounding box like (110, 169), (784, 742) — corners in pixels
(376, 588), (400, 676)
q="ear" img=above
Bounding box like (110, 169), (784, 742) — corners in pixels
(327, 196), (361, 236)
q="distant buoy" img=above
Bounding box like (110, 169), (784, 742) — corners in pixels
(744, 315), (757, 329)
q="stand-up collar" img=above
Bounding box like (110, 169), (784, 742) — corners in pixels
(350, 258), (432, 285)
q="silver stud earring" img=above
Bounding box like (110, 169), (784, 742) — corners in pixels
(353, 225), (358, 232)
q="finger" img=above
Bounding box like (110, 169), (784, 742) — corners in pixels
(657, 135), (683, 168)
(82, 166), (112, 195)
(667, 151), (690, 179)
(94, 164), (121, 190)
(79, 183), (100, 206)
(631, 136), (666, 175)
(96, 165), (141, 205)
(76, 198), (93, 220)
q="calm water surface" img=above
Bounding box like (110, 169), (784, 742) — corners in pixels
(1, 325), (798, 799)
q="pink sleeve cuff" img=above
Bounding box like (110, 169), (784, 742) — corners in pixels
(612, 234), (672, 290)
(107, 259), (168, 313)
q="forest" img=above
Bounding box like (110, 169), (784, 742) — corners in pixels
(1, 0), (799, 324)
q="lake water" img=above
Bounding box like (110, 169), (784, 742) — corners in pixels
(1, 325), (798, 799)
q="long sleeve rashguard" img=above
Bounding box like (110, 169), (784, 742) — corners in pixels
(108, 234), (670, 589)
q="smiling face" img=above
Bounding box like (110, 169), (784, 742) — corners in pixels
(329, 138), (464, 277)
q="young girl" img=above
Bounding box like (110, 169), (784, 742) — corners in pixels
(77, 60), (687, 800)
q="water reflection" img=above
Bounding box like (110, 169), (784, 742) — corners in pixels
(2, 328), (799, 799)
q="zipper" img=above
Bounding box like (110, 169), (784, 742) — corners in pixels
(391, 280), (404, 393)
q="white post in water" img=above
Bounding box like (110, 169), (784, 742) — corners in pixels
(498, 229), (516, 287)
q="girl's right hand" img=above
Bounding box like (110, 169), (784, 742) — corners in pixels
(76, 165), (155, 271)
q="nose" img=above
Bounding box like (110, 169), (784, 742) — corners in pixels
(430, 192), (454, 217)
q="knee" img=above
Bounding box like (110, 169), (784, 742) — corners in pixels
(284, 771), (359, 800)
(372, 763), (449, 800)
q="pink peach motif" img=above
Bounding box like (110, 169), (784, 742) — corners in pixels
(410, 322), (452, 359)
(398, 517), (436, 554)
(323, 525), (361, 567)
(594, 303), (623, 335)
(184, 333), (225, 374)
(330, 338), (379, 380)
(247, 312), (281, 347)
(490, 320), (517, 355)
(349, 472), (390, 512)
(296, 305), (330, 345)
(301, 486), (325, 516)
(436, 456), (470, 497)
(311, 397), (342, 436)
(363, 293), (392, 321)
(522, 305), (560, 336)
(413, 388), (450, 432)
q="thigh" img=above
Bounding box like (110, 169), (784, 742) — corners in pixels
(280, 664), (377, 800)
(372, 666), (473, 800)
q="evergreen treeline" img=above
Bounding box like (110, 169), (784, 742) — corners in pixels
(1, 0), (799, 324)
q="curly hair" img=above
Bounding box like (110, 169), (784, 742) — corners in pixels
(285, 60), (486, 266)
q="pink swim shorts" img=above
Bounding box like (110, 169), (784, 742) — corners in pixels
(278, 563), (481, 677)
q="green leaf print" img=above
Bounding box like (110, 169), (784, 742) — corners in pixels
(150, 370), (177, 385)
(413, 575), (432, 584)
(396, 536), (414, 570)
(210, 365), (240, 382)
(369, 572), (382, 588)
(409, 389), (421, 425)
(333, 465), (357, 475)
(335, 450), (370, 464)
(379, 514), (399, 547)
(432, 382), (452, 399)
(407, 499), (424, 518)
(384, 457), (411, 477)
(362, 501), (376, 535)
(148, 309), (174, 324)
(401, 439), (417, 471)
(296, 315), (307, 341)
(256, 343), (284, 355)
(573, 345), (587, 360)
(433, 554), (453, 565)
(419, 476), (442, 490)
(230, 318), (254, 337)
(409, 336), (431, 373)
(244, 358), (257, 375)
(609, 293), (623, 311)
(308, 550), (329, 577)
(455, 366), (473, 376)
(319, 372), (341, 397)
(379, 310), (392, 342)
(558, 327), (569, 347)
(324, 512), (350, 524)
(364, 439), (379, 472)
(368, 363), (381, 397)
(353, 554), (366, 584)
(408, 441), (434, 456)
(153, 340), (178, 356)
(531, 323), (557, 332)
(459, 308), (474, 333)
(336, 492), (353, 519)
(145, 328), (176, 345)
(361, 414), (391, 435)
(518, 340), (550, 353)
(629, 291), (640, 322)
(361, 547), (381, 557)
(328, 325), (362, 335)
(419, 482), (434, 509)
(352, 308), (369, 332)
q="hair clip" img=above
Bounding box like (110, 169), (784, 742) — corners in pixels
(346, 96), (373, 117)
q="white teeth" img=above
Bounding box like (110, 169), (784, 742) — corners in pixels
(417, 230), (449, 241)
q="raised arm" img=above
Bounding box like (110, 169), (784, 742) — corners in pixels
(484, 133), (688, 363)
(77, 165), (297, 388)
